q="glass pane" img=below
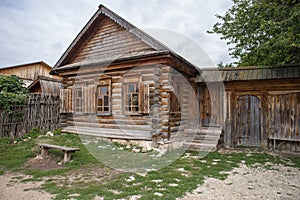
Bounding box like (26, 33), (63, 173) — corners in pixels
(135, 84), (139, 92)
(98, 98), (102, 106)
(104, 96), (109, 106)
(104, 107), (109, 112)
(127, 94), (131, 106)
(101, 87), (107, 95)
(78, 90), (82, 97)
(132, 94), (138, 106)
(128, 84), (134, 92)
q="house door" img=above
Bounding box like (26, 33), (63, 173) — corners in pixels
(236, 95), (261, 147)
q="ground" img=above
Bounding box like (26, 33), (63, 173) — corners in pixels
(179, 163), (300, 200)
(0, 151), (299, 200)
(0, 133), (299, 199)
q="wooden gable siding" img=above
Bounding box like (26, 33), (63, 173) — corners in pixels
(69, 16), (156, 64)
(0, 61), (60, 81)
(0, 62), (52, 81)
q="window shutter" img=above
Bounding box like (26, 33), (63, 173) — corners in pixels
(60, 88), (73, 113)
(83, 87), (87, 113)
(83, 85), (96, 114)
(68, 88), (73, 113)
(139, 82), (149, 114)
(89, 85), (97, 114)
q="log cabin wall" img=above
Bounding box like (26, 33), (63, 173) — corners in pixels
(197, 66), (300, 151)
(59, 64), (195, 145)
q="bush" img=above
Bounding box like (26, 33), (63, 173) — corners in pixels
(0, 75), (28, 112)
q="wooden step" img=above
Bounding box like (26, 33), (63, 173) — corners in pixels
(182, 143), (217, 152)
(183, 127), (222, 151)
(184, 128), (222, 135)
(185, 134), (220, 141)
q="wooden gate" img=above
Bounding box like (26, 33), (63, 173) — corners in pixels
(235, 95), (261, 147)
(267, 93), (300, 139)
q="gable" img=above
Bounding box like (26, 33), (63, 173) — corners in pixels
(52, 5), (199, 76)
(68, 15), (156, 65)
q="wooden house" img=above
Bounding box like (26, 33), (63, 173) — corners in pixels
(50, 5), (200, 149)
(51, 4), (300, 151)
(0, 61), (60, 87)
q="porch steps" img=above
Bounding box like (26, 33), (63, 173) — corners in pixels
(183, 127), (223, 152)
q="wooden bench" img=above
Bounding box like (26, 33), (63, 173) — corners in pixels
(37, 143), (80, 163)
(268, 137), (300, 150)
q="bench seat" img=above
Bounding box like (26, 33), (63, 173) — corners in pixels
(37, 143), (80, 163)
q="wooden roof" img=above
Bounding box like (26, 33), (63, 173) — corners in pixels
(51, 5), (198, 75)
(196, 64), (300, 83)
(28, 76), (62, 96)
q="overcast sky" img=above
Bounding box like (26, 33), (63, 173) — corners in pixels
(0, 0), (233, 68)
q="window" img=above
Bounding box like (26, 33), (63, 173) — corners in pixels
(124, 83), (139, 113)
(97, 85), (110, 114)
(123, 76), (149, 115)
(74, 88), (83, 113)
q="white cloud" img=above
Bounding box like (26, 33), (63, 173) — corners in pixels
(0, 0), (233, 68)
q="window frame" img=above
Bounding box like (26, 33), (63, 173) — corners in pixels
(96, 79), (111, 116)
(123, 76), (140, 115)
(124, 82), (140, 114)
(74, 87), (83, 114)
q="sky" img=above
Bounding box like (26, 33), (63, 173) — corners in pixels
(0, 0), (234, 68)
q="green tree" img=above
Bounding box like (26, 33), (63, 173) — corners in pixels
(209, 0), (300, 66)
(0, 75), (28, 112)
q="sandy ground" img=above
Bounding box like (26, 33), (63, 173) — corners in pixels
(0, 173), (53, 200)
(179, 163), (300, 200)
(0, 162), (299, 200)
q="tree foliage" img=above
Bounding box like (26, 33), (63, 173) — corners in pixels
(0, 75), (28, 111)
(209, 0), (300, 66)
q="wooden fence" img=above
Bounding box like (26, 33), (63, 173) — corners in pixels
(0, 94), (60, 139)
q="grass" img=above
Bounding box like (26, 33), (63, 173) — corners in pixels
(0, 131), (299, 200)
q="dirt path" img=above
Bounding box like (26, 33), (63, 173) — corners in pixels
(178, 163), (300, 200)
(0, 173), (53, 200)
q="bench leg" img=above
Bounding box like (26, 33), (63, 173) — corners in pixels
(63, 151), (72, 163)
(40, 147), (49, 158)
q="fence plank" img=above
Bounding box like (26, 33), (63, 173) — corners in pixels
(0, 94), (60, 139)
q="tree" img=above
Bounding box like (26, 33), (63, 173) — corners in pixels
(209, 0), (300, 66)
(0, 75), (28, 112)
